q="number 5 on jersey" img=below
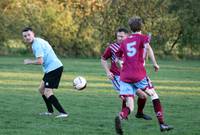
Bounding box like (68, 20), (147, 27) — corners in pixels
(127, 41), (136, 57)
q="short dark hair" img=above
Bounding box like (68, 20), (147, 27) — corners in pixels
(116, 27), (129, 34)
(115, 27), (129, 37)
(22, 27), (33, 33)
(128, 16), (143, 32)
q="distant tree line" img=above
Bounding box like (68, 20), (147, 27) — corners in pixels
(0, 0), (199, 58)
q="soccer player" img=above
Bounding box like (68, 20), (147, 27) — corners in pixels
(101, 27), (152, 120)
(115, 17), (173, 134)
(22, 27), (68, 118)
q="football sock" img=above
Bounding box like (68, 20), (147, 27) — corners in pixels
(120, 107), (130, 119)
(48, 95), (66, 114)
(152, 99), (164, 124)
(42, 95), (53, 113)
(121, 99), (126, 109)
(137, 98), (146, 114)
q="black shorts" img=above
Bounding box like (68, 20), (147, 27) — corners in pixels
(42, 66), (63, 89)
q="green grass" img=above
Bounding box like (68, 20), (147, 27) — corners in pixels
(0, 56), (200, 135)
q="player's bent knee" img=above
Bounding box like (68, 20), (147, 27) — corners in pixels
(145, 89), (154, 96)
(145, 89), (159, 100)
(136, 89), (148, 99)
(38, 87), (45, 95)
(140, 94), (148, 99)
(150, 93), (159, 100)
(44, 88), (53, 98)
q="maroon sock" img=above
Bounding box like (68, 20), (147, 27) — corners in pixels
(137, 98), (146, 114)
(120, 107), (130, 119)
(121, 99), (126, 109)
(152, 99), (164, 124)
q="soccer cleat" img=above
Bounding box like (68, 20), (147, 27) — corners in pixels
(39, 112), (53, 116)
(55, 113), (69, 118)
(135, 113), (152, 120)
(115, 116), (123, 135)
(160, 124), (174, 132)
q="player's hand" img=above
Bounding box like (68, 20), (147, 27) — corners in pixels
(107, 72), (114, 80)
(24, 59), (31, 64)
(153, 64), (159, 72)
(115, 58), (123, 69)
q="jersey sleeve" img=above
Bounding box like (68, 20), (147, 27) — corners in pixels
(142, 34), (151, 49)
(116, 43), (123, 58)
(101, 47), (111, 60)
(32, 41), (44, 58)
(144, 35), (151, 44)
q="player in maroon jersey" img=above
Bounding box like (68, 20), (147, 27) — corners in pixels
(101, 28), (152, 121)
(114, 17), (173, 135)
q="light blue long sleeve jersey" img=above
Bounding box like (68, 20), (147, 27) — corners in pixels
(32, 37), (63, 73)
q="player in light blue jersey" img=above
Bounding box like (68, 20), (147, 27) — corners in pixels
(22, 27), (68, 118)
(31, 38), (63, 73)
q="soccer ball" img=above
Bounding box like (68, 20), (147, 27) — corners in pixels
(73, 76), (87, 90)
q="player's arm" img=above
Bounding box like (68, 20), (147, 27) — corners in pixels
(145, 43), (159, 72)
(101, 57), (114, 80)
(24, 57), (43, 65)
(115, 46), (123, 69)
(115, 57), (123, 69)
(101, 46), (114, 80)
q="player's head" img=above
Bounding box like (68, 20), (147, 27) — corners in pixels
(22, 27), (35, 44)
(116, 27), (129, 43)
(128, 16), (143, 32)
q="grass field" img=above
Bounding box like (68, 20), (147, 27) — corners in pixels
(0, 56), (200, 135)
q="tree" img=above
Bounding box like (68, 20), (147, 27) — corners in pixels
(96, 0), (181, 56)
(169, 0), (200, 57)
(0, 0), (199, 57)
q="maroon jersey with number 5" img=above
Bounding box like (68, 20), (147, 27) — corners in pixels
(116, 33), (150, 83)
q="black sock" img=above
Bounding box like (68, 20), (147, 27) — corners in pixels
(42, 95), (54, 113)
(48, 95), (66, 114)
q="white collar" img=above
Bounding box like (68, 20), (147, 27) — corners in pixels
(132, 31), (142, 34)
